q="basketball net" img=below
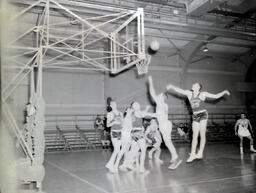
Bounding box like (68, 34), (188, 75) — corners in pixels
(136, 55), (151, 75)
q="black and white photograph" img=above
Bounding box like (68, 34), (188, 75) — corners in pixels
(0, 0), (256, 192)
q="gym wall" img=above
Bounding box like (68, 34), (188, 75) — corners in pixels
(43, 48), (246, 115)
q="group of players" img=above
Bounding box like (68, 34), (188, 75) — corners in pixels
(105, 75), (256, 174)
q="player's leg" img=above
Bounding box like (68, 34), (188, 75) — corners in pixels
(247, 135), (256, 153)
(137, 138), (148, 173)
(160, 121), (182, 169)
(187, 121), (200, 162)
(152, 139), (162, 162)
(113, 141), (131, 171)
(121, 141), (139, 170)
(196, 118), (208, 159)
(160, 121), (178, 162)
(148, 146), (155, 159)
(239, 136), (244, 154)
(106, 137), (121, 171)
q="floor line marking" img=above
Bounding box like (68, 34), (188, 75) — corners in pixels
(121, 173), (256, 193)
(45, 159), (109, 193)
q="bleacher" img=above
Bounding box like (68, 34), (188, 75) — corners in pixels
(44, 114), (107, 152)
(44, 113), (255, 152)
(170, 113), (240, 143)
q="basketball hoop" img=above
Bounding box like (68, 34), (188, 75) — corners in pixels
(136, 55), (151, 75)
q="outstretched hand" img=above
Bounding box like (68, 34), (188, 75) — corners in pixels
(166, 84), (174, 90)
(224, 90), (230, 96)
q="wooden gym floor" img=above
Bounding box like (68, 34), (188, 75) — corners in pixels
(43, 143), (256, 193)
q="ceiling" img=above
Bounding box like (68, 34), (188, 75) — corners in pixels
(56, 0), (256, 56)
(8, 0), (256, 70)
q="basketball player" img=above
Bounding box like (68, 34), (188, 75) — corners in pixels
(120, 102), (155, 173)
(145, 119), (163, 163)
(235, 113), (256, 153)
(111, 105), (134, 173)
(148, 76), (182, 169)
(131, 102), (156, 173)
(105, 101), (123, 173)
(166, 82), (230, 162)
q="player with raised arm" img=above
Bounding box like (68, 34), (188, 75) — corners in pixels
(166, 82), (230, 162)
(119, 102), (155, 173)
(148, 76), (182, 169)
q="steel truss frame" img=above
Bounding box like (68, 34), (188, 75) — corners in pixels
(2, 0), (146, 164)
(8, 0), (145, 72)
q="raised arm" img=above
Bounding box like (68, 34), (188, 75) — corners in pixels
(202, 90), (230, 100)
(166, 83), (190, 96)
(148, 76), (158, 102)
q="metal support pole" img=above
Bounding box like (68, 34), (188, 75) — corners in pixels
(30, 67), (35, 98)
(82, 23), (85, 60)
(46, 0), (50, 47)
(36, 47), (43, 96)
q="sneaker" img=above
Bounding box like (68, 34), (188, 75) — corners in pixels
(155, 158), (164, 164)
(186, 155), (196, 163)
(108, 165), (118, 173)
(126, 164), (135, 171)
(105, 163), (111, 169)
(170, 155), (178, 163)
(139, 168), (150, 174)
(168, 158), (182, 169)
(119, 164), (128, 171)
(250, 148), (256, 153)
(195, 153), (203, 160)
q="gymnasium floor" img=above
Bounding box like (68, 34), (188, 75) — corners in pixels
(43, 143), (256, 193)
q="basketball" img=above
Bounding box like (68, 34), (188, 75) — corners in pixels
(150, 40), (160, 51)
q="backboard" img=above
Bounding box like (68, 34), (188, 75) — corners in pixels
(110, 8), (147, 74)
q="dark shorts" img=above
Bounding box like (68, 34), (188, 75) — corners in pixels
(192, 111), (208, 123)
(111, 130), (121, 140)
(131, 130), (144, 142)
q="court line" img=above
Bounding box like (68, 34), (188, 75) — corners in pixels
(120, 173), (256, 193)
(45, 159), (109, 193)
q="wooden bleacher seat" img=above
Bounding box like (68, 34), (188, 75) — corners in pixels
(44, 113), (243, 152)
